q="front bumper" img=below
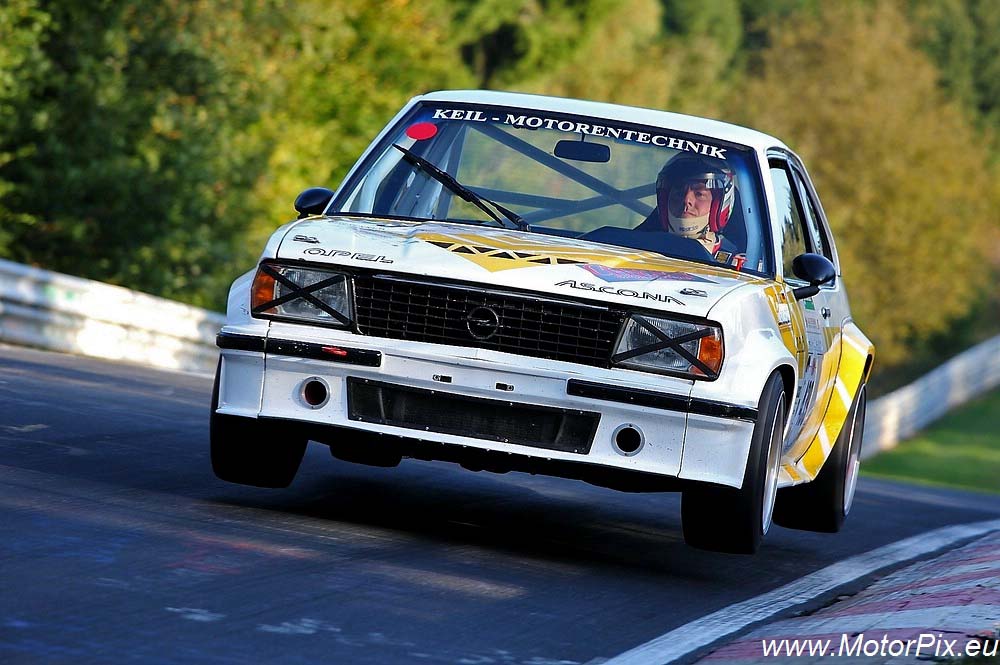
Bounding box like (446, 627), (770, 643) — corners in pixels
(215, 323), (757, 489)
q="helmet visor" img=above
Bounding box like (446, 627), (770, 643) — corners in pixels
(660, 175), (725, 218)
(657, 172), (730, 191)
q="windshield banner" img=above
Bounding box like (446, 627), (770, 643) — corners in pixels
(430, 108), (727, 159)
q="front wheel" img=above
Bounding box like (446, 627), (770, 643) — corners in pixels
(682, 373), (786, 554)
(773, 384), (867, 533)
(209, 359), (308, 488)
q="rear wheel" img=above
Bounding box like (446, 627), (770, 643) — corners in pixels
(210, 359), (308, 488)
(773, 384), (867, 533)
(682, 373), (786, 554)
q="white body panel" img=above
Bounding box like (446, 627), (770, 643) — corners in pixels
(218, 217), (794, 488)
(277, 217), (762, 319)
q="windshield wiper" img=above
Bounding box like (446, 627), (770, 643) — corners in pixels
(392, 144), (528, 231)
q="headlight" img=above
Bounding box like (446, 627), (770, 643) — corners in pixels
(613, 314), (723, 379)
(251, 263), (353, 327)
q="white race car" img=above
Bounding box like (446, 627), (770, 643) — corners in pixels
(212, 90), (874, 553)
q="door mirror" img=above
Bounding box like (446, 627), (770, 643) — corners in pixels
(294, 187), (335, 218)
(790, 253), (836, 301)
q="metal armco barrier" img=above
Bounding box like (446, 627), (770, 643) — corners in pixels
(861, 335), (1000, 459)
(0, 259), (997, 455)
(0, 258), (225, 374)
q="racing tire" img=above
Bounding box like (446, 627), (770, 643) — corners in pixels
(772, 384), (867, 533)
(681, 373), (786, 554)
(209, 359), (308, 488)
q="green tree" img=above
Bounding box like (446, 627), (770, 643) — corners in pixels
(511, 0), (679, 108)
(449, 0), (615, 89)
(461, 0), (745, 115)
(737, 0), (820, 55)
(968, 0), (1000, 126)
(0, 0), (51, 254)
(733, 1), (999, 365)
(906, 0), (977, 109)
(907, 0), (1000, 135)
(0, 0), (268, 307)
(242, 0), (472, 246)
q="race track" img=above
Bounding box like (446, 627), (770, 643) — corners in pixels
(2, 346), (997, 665)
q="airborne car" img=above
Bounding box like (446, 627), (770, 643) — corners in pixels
(212, 90), (874, 554)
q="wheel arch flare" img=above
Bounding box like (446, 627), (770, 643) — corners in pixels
(783, 320), (874, 484)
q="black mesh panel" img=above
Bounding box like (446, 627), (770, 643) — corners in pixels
(347, 378), (599, 454)
(353, 275), (624, 367)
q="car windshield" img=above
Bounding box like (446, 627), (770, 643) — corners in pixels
(332, 102), (773, 275)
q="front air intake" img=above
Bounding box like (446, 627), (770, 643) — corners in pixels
(346, 377), (599, 455)
(352, 274), (625, 367)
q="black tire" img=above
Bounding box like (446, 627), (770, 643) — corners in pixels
(682, 373), (787, 554)
(210, 358), (308, 488)
(773, 384), (867, 533)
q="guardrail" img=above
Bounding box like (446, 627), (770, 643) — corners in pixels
(1, 259), (997, 455)
(0, 259), (224, 374)
(860, 335), (1000, 459)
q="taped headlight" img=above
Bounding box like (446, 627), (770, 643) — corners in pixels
(251, 263), (352, 327)
(613, 314), (723, 379)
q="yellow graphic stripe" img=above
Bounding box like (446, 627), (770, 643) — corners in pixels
(787, 323), (874, 482)
(763, 285), (802, 365)
(416, 229), (745, 277)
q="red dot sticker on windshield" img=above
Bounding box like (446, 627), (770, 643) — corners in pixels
(406, 122), (438, 140)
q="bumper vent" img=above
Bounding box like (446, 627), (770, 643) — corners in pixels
(347, 378), (599, 454)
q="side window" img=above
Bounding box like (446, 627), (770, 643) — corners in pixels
(791, 169), (832, 261)
(769, 161), (808, 280)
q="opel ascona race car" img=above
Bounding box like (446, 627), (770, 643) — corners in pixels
(212, 90), (874, 554)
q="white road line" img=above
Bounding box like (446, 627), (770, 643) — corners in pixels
(602, 518), (1000, 665)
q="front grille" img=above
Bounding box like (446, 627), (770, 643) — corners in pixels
(347, 378), (599, 454)
(353, 274), (625, 367)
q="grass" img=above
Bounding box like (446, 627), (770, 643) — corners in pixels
(862, 388), (1000, 495)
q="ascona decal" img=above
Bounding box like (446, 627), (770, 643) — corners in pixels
(430, 108), (727, 159)
(555, 279), (685, 306)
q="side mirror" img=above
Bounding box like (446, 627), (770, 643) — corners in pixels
(554, 139), (610, 163)
(294, 187), (335, 218)
(790, 253), (836, 301)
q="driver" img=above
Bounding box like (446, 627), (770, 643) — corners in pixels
(640, 153), (744, 268)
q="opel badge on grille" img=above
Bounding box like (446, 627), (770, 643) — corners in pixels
(465, 306), (501, 340)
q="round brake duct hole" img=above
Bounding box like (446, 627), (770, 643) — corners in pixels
(301, 377), (330, 409)
(613, 424), (644, 456)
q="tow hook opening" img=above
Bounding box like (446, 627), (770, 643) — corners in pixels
(613, 424), (644, 456)
(301, 377), (330, 409)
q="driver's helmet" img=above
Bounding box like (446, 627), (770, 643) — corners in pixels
(656, 153), (736, 238)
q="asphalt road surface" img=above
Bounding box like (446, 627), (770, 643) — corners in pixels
(1, 345), (998, 665)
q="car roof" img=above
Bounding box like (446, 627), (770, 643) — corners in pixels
(417, 90), (788, 153)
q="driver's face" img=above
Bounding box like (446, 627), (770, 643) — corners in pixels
(667, 181), (713, 218)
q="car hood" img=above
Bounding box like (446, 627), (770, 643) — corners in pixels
(274, 216), (767, 318)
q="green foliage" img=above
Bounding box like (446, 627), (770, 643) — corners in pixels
(908, 0), (1000, 135)
(736, 0), (821, 58)
(450, 0), (620, 89)
(967, 0), (1000, 129)
(512, 0), (679, 107)
(0, 0), (266, 307)
(907, 0), (977, 108)
(243, 0), (472, 247)
(662, 0), (743, 52)
(0, 0), (50, 254)
(863, 387), (1000, 495)
(731, 1), (1000, 365)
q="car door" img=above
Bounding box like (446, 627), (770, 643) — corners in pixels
(767, 155), (840, 458)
